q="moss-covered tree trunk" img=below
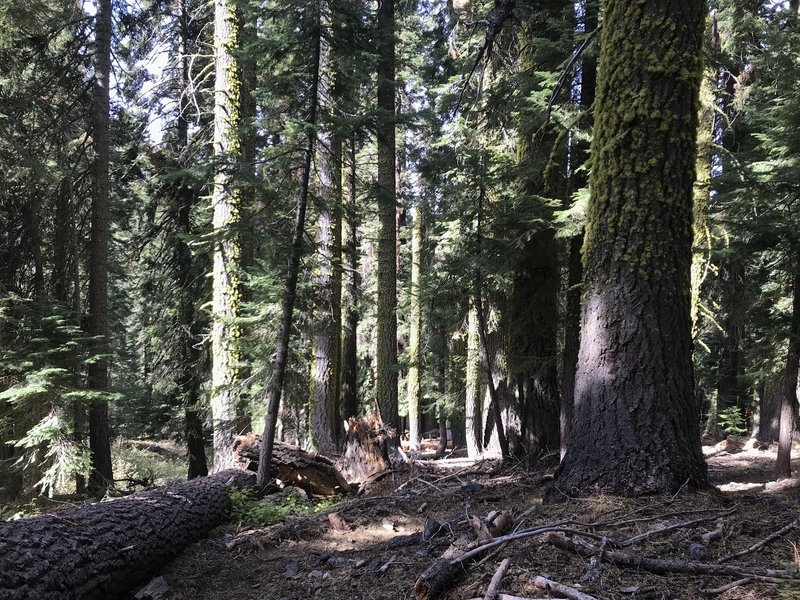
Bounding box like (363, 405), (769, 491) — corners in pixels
(311, 0), (343, 452)
(210, 0), (244, 471)
(87, 0), (114, 495)
(376, 0), (398, 429)
(776, 265), (800, 478)
(406, 203), (424, 451)
(550, 0), (709, 498)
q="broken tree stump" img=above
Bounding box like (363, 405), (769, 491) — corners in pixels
(233, 433), (349, 496)
(338, 415), (396, 482)
(0, 469), (254, 600)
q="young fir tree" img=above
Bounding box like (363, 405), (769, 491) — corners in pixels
(551, 0), (709, 498)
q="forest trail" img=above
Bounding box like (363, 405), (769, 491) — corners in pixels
(156, 447), (800, 600)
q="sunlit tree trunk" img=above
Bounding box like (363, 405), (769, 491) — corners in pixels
(406, 203), (424, 451)
(211, 0), (244, 471)
(341, 137), (360, 422)
(551, 0), (709, 498)
(87, 0), (114, 496)
(465, 300), (482, 458)
(776, 263), (800, 478)
(376, 0), (398, 429)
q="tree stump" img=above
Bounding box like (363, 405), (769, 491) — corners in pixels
(0, 469), (254, 600)
(233, 434), (349, 496)
(338, 415), (396, 482)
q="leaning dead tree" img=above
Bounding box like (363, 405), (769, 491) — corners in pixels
(0, 470), (254, 600)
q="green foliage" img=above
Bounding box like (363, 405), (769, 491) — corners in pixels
(227, 488), (340, 527)
(717, 405), (747, 436)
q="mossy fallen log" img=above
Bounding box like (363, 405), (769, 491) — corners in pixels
(0, 469), (254, 600)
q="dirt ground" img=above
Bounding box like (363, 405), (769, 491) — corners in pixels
(156, 445), (800, 600)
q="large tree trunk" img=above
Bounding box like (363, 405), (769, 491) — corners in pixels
(211, 0), (244, 471)
(338, 416), (394, 482)
(0, 470), (254, 599)
(465, 300), (483, 458)
(549, 0), (709, 499)
(87, 0), (113, 496)
(311, 0), (343, 452)
(375, 0), (399, 430)
(776, 266), (800, 478)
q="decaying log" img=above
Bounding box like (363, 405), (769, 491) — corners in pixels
(233, 434), (349, 496)
(338, 415), (396, 482)
(415, 511), (512, 600)
(0, 470), (254, 600)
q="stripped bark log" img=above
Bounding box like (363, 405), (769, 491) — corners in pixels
(234, 433), (349, 496)
(531, 576), (598, 600)
(0, 470), (254, 600)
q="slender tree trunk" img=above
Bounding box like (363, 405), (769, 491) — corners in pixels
(776, 266), (800, 478)
(87, 0), (114, 496)
(550, 0), (709, 499)
(311, 0), (343, 452)
(406, 203), (424, 451)
(174, 0), (209, 480)
(560, 0), (597, 460)
(341, 138), (360, 422)
(211, 0), (244, 471)
(257, 16), (321, 489)
(465, 300), (482, 458)
(376, 0), (398, 429)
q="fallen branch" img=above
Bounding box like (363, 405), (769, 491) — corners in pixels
(701, 519), (725, 546)
(619, 511), (734, 547)
(716, 519), (797, 563)
(547, 533), (800, 580)
(532, 576), (598, 600)
(483, 558), (511, 600)
(701, 577), (753, 595)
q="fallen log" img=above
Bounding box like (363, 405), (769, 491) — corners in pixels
(233, 433), (349, 496)
(0, 469), (254, 600)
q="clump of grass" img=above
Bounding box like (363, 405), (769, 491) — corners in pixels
(112, 439), (189, 490)
(228, 488), (340, 527)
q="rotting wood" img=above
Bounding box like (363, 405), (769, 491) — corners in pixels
(0, 470), (254, 600)
(531, 576), (598, 600)
(701, 519), (725, 545)
(338, 415), (395, 483)
(234, 433), (349, 496)
(547, 533), (800, 580)
(483, 558), (511, 600)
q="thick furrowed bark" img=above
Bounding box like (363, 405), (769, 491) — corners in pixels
(0, 470), (254, 599)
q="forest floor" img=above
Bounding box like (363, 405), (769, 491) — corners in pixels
(156, 443), (800, 600)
